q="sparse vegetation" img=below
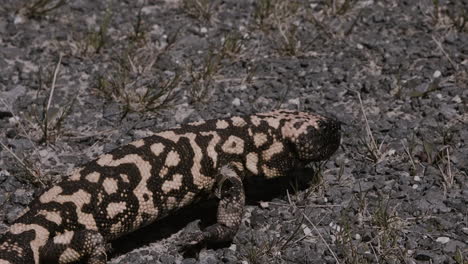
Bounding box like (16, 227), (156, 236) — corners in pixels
(18, 0), (66, 19)
(401, 137), (418, 175)
(25, 55), (77, 144)
(242, 217), (307, 263)
(356, 92), (389, 163)
(325, 0), (358, 16)
(182, 0), (218, 23)
(186, 51), (223, 103)
(253, 0), (300, 32)
(219, 32), (245, 60)
(432, 0), (468, 32)
(275, 22), (306, 56)
(401, 127), (460, 196)
(252, 0), (317, 56)
(421, 138), (455, 187)
(128, 8), (149, 45)
(80, 10), (112, 55)
(370, 199), (406, 263)
(0, 142), (44, 185)
(186, 32), (246, 103)
(0, 0), (466, 263)
(334, 192), (408, 263)
(96, 49), (181, 118)
(449, 9), (468, 32)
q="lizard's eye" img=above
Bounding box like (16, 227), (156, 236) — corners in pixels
(287, 118), (341, 162)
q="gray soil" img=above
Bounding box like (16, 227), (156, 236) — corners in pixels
(0, 0), (467, 263)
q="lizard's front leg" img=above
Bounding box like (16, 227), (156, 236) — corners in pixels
(184, 164), (245, 245)
(41, 230), (107, 264)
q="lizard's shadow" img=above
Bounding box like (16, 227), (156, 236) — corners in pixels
(109, 167), (316, 258)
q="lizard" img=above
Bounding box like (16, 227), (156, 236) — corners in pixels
(0, 109), (341, 264)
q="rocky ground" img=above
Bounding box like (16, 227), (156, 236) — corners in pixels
(0, 0), (467, 263)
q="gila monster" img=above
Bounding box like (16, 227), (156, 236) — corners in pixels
(0, 109), (341, 264)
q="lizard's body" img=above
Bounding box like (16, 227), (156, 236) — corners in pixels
(0, 110), (341, 264)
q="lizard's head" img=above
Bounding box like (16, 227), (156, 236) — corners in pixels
(279, 110), (341, 163)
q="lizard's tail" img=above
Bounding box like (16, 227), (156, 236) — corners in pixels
(0, 227), (42, 264)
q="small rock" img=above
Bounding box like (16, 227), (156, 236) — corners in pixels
(452, 95), (462, 103)
(200, 27), (208, 34)
(12, 189), (33, 205)
(181, 258), (197, 264)
(0, 169), (10, 183)
(198, 250), (217, 264)
(159, 254), (174, 264)
(0, 222), (8, 234)
(6, 206), (25, 223)
(462, 227), (468, 235)
(436, 236), (450, 244)
(302, 225), (312, 236)
(329, 222), (343, 232)
(0, 193), (7, 205)
(232, 98), (241, 106)
(405, 238), (417, 249)
(174, 105), (194, 123)
(8, 116), (20, 125)
(14, 14), (27, 25)
(413, 176), (421, 182)
(39, 149), (49, 157)
(287, 98), (300, 106)
(433, 70), (441, 78)
(3, 176), (22, 192)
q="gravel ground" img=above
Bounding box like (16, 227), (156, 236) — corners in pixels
(0, 0), (467, 263)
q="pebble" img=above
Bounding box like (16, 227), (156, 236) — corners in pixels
(452, 95), (462, 103)
(329, 222), (343, 232)
(302, 225), (312, 236)
(462, 227), (468, 235)
(39, 149), (50, 157)
(0, 170), (10, 182)
(288, 98), (300, 106)
(436, 237), (450, 244)
(159, 254), (175, 264)
(232, 98), (240, 106)
(8, 116), (20, 125)
(181, 258), (197, 264)
(12, 189), (32, 205)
